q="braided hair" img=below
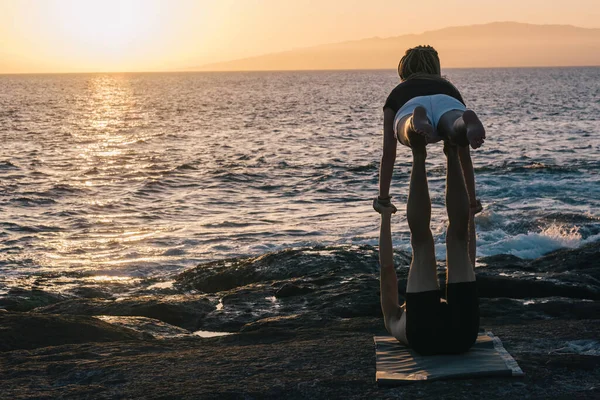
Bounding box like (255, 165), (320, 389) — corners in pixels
(397, 45), (442, 81)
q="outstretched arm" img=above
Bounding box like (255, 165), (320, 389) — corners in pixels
(379, 108), (398, 198)
(458, 146), (476, 206)
(379, 211), (402, 333)
(458, 146), (478, 267)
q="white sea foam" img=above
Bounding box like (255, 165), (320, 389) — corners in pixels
(477, 224), (596, 259)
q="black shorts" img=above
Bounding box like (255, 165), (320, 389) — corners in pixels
(404, 281), (479, 355)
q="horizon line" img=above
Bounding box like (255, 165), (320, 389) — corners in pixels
(2, 65), (600, 76)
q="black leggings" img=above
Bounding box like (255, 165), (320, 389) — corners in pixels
(405, 281), (479, 355)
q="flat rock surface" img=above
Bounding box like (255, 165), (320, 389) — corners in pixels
(0, 317), (598, 399)
(0, 313), (148, 352)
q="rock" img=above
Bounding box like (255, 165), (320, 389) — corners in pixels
(478, 253), (528, 269)
(240, 314), (307, 333)
(200, 285), (287, 332)
(0, 312), (147, 351)
(197, 272), (384, 332)
(530, 240), (600, 277)
(274, 283), (314, 298)
(68, 286), (115, 299)
(479, 297), (600, 322)
(476, 274), (600, 300)
(1, 317), (599, 399)
(35, 295), (215, 331)
(312, 274), (382, 318)
(175, 245), (386, 293)
(1, 241), (600, 398)
(95, 316), (193, 339)
(0, 288), (67, 312)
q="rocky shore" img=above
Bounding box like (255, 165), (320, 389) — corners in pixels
(1, 242), (599, 399)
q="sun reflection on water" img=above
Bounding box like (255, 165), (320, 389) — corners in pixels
(38, 74), (172, 274)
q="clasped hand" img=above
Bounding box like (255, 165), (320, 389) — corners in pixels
(373, 195), (397, 214)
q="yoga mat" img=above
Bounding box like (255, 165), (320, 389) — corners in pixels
(374, 331), (523, 385)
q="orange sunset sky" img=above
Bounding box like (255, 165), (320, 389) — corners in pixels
(1, 0), (599, 74)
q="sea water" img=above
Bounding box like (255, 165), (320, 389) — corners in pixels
(1, 68), (599, 285)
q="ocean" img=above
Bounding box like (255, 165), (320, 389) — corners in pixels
(1, 68), (599, 294)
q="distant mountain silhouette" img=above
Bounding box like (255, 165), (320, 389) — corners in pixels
(196, 22), (600, 71)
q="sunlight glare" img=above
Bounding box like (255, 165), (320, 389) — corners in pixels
(49, 0), (162, 59)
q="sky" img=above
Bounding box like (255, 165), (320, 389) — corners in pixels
(0, 0), (599, 73)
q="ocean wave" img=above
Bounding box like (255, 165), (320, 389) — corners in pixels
(542, 212), (600, 224)
(136, 178), (171, 193)
(83, 167), (100, 176)
(210, 171), (269, 183)
(202, 221), (251, 228)
(0, 161), (19, 170)
(476, 160), (600, 175)
(40, 184), (89, 197)
(10, 197), (57, 206)
(0, 222), (63, 233)
(175, 163), (198, 171)
(346, 162), (378, 173)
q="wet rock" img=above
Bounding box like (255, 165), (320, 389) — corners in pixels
(275, 283), (314, 298)
(0, 288), (67, 312)
(35, 295), (215, 331)
(197, 271), (385, 332)
(478, 254), (528, 270)
(240, 314), (308, 333)
(95, 316), (193, 339)
(68, 286), (115, 299)
(175, 245), (388, 293)
(476, 273), (600, 300)
(200, 284), (288, 332)
(1, 317), (599, 399)
(479, 297), (600, 322)
(531, 240), (600, 277)
(311, 274), (381, 318)
(0, 312), (147, 351)
(1, 241), (600, 398)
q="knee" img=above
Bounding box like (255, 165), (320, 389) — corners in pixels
(447, 222), (469, 243)
(410, 228), (434, 247)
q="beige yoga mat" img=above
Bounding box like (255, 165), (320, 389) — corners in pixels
(374, 331), (523, 385)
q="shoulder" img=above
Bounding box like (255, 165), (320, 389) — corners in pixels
(438, 77), (461, 92)
(438, 78), (465, 104)
(383, 80), (412, 112)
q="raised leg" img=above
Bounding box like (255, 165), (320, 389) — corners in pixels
(434, 112), (481, 354)
(405, 144), (438, 293)
(401, 141), (441, 354)
(443, 142), (475, 283)
(438, 110), (481, 267)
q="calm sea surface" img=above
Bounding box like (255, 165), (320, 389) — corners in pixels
(1, 68), (599, 284)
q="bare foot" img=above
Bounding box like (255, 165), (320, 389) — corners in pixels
(406, 106), (434, 149)
(471, 199), (483, 214)
(461, 110), (486, 149)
